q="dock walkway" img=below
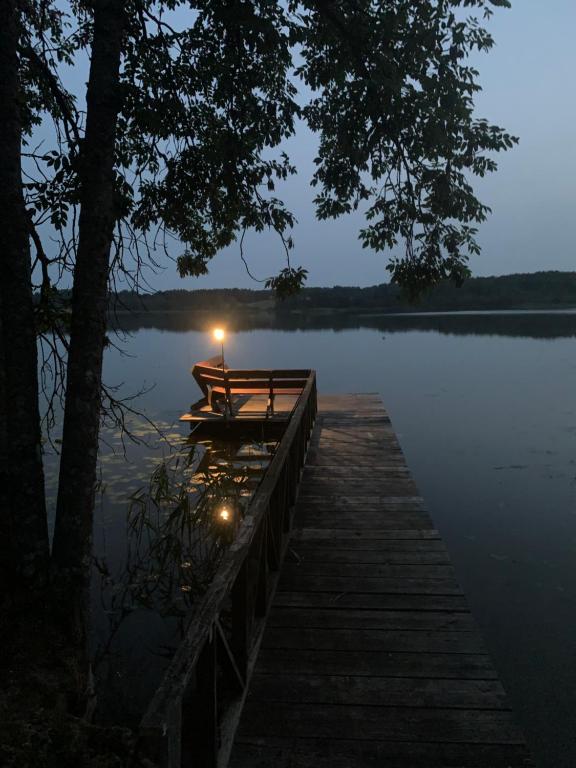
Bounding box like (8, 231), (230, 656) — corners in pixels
(229, 394), (533, 767)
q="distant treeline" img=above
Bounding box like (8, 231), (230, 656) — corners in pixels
(106, 271), (576, 314)
(112, 306), (576, 340)
(277, 271), (576, 312)
(110, 286), (275, 312)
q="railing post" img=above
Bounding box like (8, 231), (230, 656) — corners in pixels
(139, 707), (179, 768)
(267, 482), (282, 570)
(282, 458), (293, 533)
(256, 515), (269, 617)
(192, 633), (218, 768)
(231, 561), (249, 682)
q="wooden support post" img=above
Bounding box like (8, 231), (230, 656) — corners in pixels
(231, 561), (249, 682)
(267, 489), (282, 571)
(215, 619), (245, 693)
(268, 374), (274, 416)
(223, 370), (232, 417)
(256, 516), (269, 616)
(282, 463), (292, 534)
(194, 634), (218, 768)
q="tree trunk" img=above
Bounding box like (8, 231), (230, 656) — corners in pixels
(51, 0), (125, 652)
(0, 0), (49, 606)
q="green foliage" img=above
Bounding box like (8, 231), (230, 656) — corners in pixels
(33, 285), (71, 334)
(265, 266), (309, 298)
(176, 251), (210, 278)
(121, 1), (301, 279)
(21, 0), (515, 303)
(294, 1), (517, 295)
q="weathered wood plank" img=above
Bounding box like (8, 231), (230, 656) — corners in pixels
(247, 673), (508, 709)
(290, 546), (451, 565)
(236, 702), (525, 743)
(277, 574), (463, 595)
(314, 437), (400, 445)
(311, 442), (403, 452)
(255, 648), (497, 679)
(231, 739), (533, 768)
(299, 487), (421, 500)
(293, 511), (434, 529)
(266, 606), (476, 631)
(306, 455), (407, 465)
(299, 478), (418, 491)
(296, 495), (426, 509)
(291, 526), (441, 541)
(293, 538), (449, 553)
(261, 627), (486, 654)
(313, 440), (403, 450)
(302, 466), (413, 477)
(273, 591), (470, 612)
(281, 561), (456, 579)
(314, 428), (398, 436)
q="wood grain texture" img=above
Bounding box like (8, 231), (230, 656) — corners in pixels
(247, 673), (509, 709)
(229, 394), (533, 767)
(232, 739), (533, 768)
(266, 607), (477, 631)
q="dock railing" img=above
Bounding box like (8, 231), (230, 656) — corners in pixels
(139, 371), (317, 768)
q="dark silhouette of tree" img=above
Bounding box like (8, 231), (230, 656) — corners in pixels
(0, 0), (49, 603)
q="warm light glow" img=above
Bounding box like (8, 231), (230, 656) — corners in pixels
(219, 507), (230, 521)
(213, 328), (225, 342)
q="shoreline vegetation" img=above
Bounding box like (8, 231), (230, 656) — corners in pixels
(106, 271), (576, 318)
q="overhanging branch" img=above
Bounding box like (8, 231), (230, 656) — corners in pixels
(20, 43), (82, 148)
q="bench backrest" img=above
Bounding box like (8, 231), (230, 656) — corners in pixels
(192, 359), (311, 399)
(192, 355), (226, 396)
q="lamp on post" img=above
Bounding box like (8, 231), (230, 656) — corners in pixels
(213, 327), (225, 369)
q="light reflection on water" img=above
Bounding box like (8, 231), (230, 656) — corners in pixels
(44, 310), (576, 764)
(44, 419), (278, 726)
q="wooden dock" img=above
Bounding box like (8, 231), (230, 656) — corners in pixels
(229, 394), (533, 767)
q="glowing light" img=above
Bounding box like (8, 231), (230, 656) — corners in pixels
(213, 328), (225, 342)
(219, 507), (231, 522)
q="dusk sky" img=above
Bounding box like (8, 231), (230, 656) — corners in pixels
(51, 1), (576, 291)
(174, 0), (575, 291)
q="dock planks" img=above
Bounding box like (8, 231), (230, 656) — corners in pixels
(229, 394), (533, 767)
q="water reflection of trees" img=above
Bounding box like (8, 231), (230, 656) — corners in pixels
(111, 309), (576, 339)
(92, 433), (277, 726)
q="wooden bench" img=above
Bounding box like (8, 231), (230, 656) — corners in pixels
(191, 356), (312, 417)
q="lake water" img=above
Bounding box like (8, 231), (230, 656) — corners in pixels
(46, 310), (576, 765)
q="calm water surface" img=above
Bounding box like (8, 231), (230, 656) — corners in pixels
(47, 312), (576, 765)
